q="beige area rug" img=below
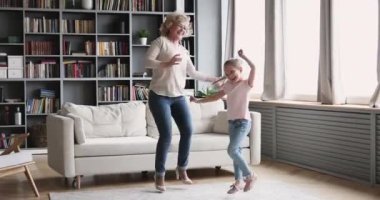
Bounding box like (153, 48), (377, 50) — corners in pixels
(49, 180), (320, 200)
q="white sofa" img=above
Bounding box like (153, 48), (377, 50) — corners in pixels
(47, 100), (261, 188)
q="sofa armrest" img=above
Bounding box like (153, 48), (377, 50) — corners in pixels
(47, 114), (76, 177)
(250, 111), (261, 165)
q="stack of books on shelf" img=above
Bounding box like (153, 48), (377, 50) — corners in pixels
(61, 19), (95, 33)
(64, 60), (95, 78)
(26, 0), (58, 9)
(98, 58), (128, 78)
(132, 0), (161, 11)
(26, 89), (59, 114)
(26, 41), (55, 55)
(97, 41), (128, 56)
(25, 60), (59, 78)
(96, 0), (129, 11)
(0, 0), (22, 7)
(24, 16), (59, 33)
(98, 85), (129, 102)
(132, 83), (149, 100)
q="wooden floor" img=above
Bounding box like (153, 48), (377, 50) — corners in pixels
(0, 155), (379, 200)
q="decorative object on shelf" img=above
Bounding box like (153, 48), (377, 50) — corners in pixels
(81, 0), (93, 10)
(14, 107), (22, 125)
(7, 56), (23, 79)
(137, 29), (150, 45)
(3, 106), (10, 125)
(120, 21), (126, 34)
(4, 99), (22, 103)
(7, 36), (21, 43)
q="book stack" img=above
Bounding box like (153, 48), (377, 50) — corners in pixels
(26, 89), (59, 114)
(25, 60), (59, 78)
(132, 83), (149, 100)
(40, 88), (55, 98)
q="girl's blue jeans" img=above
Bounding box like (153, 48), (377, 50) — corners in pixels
(148, 91), (192, 177)
(228, 119), (252, 180)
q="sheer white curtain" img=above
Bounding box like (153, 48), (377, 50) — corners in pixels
(317, 0), (345, 105)
(235, 0), (265, 98)
(370, 1), (380, 107)
(261, 0), (285, 100)
(283, 0), (320, 101)
(223, 0), (235, 61)
(333, 0), (378, 105)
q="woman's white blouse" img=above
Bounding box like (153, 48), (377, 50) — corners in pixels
(145, 36), (214, 97)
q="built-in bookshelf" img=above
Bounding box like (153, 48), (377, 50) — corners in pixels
(0, 0), (197, 150)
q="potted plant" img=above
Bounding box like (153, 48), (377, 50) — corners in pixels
(195, 86), (219, 98)
(137, 29), (150, 45)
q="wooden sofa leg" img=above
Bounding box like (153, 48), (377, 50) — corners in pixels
(72, 175), (81, 189)
(24, 166), (40, 197)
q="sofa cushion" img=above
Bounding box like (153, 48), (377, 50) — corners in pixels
(213, 111), (229, 134)
(62, 102), (146, 138)
(170, 133), (249, 152)
(66, 113), (86, 144)
(146, 99), (225, 138)
(74, 136), (157, 157)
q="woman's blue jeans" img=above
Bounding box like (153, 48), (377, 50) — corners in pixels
(228, 119), (252, 181)
(148, 91), (192, 177)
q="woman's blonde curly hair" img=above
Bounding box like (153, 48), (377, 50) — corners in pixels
(159, 12), (193, 37)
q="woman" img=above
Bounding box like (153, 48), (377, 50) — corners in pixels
(145, 12), (218, 192)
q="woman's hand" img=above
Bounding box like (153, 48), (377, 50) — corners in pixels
(167, 54), (182, 66)
(211, 76), (226, 88)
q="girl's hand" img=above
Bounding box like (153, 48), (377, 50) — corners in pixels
(238, 49), (244, 57)
(189, 96), (199, 103)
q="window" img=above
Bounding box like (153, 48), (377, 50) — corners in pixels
(235, 0), (265, 98)
(333, 0), (378, 104)
(283, 0), (320, 101)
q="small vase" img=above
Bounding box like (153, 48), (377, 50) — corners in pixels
(81, 0), (93, 10)
(140, 37), (148, 45)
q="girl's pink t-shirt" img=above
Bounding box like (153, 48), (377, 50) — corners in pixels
(222, 79), (252, 120)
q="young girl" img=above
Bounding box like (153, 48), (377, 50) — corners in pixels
(192, 49), (257, 194)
